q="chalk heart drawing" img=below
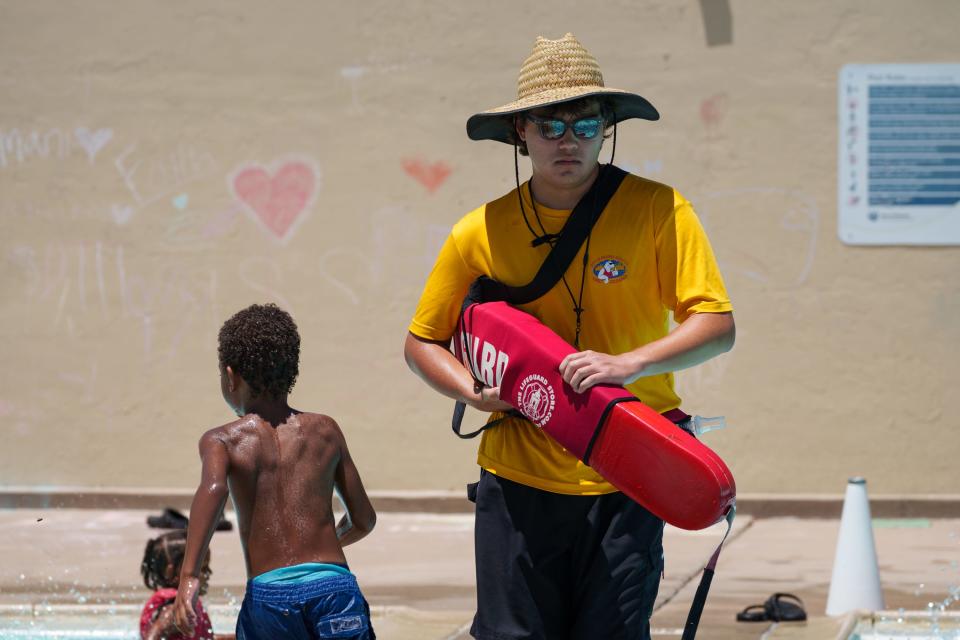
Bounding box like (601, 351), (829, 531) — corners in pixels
(700, 93), (728, 128)
(172, 193), (189, 210)
(74, 127), (113, 162)
(111, 203), (134, 225)
(402, 158), (451, 194)
(230, 158), (320, 243)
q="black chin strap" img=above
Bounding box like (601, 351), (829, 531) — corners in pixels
(515, 146), (560, 247)
(610, 119), (617, 165)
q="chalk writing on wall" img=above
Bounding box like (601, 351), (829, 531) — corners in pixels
(112, 141), (218, 225)
(7, 241), (220, 362)
(0, 126), (114, 169)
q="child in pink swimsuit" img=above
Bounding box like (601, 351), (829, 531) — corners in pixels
(140, 530), (229, 640)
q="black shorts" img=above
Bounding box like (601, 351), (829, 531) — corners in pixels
(468, 470), (664, 640)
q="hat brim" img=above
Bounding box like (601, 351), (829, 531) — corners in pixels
(466, 87), (659, 143)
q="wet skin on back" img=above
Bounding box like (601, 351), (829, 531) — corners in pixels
(186, 410), (374, 579)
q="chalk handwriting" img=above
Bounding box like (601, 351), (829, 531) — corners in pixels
(0, 126), (115, 168)
(0, 128), (72, 168)
(114, 141), (217, 209)
(7, 241), (220, 363)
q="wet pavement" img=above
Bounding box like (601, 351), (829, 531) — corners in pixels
(1, 506), (958, 639)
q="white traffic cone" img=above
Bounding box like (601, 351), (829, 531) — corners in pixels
(826, 477), (885, 615)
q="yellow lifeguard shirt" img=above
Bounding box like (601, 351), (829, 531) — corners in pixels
(409, 173), (732, 495)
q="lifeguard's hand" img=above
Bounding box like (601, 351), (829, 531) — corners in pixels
(173, 576), (201, 635)
(559, 350), (641, 393)
(469, 384), (514, 413)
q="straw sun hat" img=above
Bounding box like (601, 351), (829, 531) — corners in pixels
(466, 33), (659, 144)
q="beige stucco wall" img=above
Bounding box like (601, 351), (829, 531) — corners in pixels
(2, 0), (958, 496)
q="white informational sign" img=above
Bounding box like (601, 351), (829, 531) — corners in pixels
(838, 64), (960, 245)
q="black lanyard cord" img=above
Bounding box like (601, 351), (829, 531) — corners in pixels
(514, 147), (602, 349)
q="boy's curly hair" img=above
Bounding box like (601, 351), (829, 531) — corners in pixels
(141, 530), (187, 590)
(218, 303), (300, 398)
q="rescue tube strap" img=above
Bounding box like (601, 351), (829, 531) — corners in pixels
(451, 403), (522, 439)
(682, 505), (737, 640)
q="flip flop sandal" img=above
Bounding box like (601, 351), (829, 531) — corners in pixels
(146, 507), (188, 529)
(736, 604), (769, 622)
(736, 592), (807, 623)
(764, 592), (807, 622)
(146, 507), (233, 531)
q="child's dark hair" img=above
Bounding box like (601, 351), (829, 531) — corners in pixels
(218, 303), (300, 398)
(141, 530), (187, 590)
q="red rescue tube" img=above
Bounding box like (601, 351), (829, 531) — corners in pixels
(454, 301), (735, 531)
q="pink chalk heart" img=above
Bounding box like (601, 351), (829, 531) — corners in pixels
(231, 159), (319, 242)
(700, 93), (728, 128)
(402, 158), (452, 194)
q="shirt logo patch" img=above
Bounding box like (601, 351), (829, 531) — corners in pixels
(517, 374), (556, 428)
(592, 256), (627, 284)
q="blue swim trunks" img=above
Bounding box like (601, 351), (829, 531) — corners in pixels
(236, 563), (375, 639)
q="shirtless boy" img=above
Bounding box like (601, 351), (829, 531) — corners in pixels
(173, 303), (377, 639)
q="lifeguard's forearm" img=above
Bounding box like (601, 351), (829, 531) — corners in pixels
(404, 332), (482, 405)
(627, 312), (735, 380)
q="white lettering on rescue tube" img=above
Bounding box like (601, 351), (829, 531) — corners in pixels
(459, 332), (510, 388)
(480, 342), (497, 387)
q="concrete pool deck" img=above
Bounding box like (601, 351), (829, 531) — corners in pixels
(1, 505), (958, 639)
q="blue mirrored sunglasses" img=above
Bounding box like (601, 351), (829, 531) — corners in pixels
(525, 114), (605, 140)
